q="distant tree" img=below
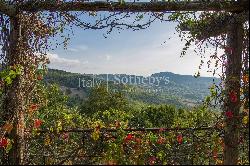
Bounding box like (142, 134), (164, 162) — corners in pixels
(80, 85), (129, 116)
(130, 105), (176, 128)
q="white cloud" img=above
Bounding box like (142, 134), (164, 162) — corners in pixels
(47, 53), (88, 67)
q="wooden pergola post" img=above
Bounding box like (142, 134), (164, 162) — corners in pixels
(223, 17), (244, 165)
(2, 14), (25, 165)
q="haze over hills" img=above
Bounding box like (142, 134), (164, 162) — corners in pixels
(44, 68), (220, 108)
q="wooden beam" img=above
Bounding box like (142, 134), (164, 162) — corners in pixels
(18, 0), (249, 13)
(0, 0), (16, 16)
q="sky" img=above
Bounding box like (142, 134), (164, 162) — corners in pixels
(47, 12), (223, 77)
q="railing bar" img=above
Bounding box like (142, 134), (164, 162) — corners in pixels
(31, 126), (241, 133)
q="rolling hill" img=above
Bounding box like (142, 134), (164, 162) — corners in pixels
(44, 69), (220, 108)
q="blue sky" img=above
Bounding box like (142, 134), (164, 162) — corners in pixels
(47, 13), (223, 77)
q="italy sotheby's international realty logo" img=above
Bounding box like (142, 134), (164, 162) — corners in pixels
(78, 74), (170, 93)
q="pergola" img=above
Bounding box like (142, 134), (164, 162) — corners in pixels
(0, 0), (249, 165)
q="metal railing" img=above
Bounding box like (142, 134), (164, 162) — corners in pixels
(22, 126), (249, 165)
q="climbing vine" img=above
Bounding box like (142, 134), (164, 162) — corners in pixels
(0, 0), (249, 165)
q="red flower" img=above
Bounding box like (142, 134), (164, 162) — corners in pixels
(225, 111), (233, 118)
(229, 91), (237, 103)
(0, 137), (8, 148)
(124, 134), (133, 142)
(177, 134), (183, 144)
(34, 119), (43, 128)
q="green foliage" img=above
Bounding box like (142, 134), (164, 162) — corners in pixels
(80, 85), (129, 116)
(130, 105), (176, 128)
(0, 65), (23, 94)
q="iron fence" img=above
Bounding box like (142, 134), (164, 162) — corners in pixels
(21, 126), (249, 165)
